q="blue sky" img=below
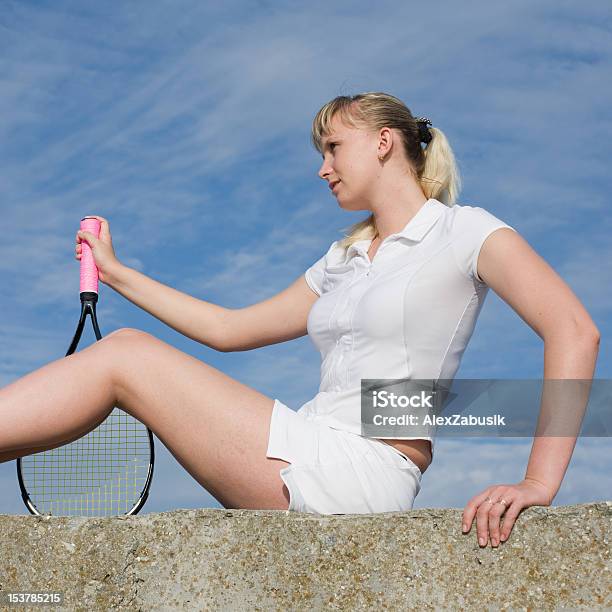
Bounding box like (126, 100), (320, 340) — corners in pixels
(1, 0), (610, 515)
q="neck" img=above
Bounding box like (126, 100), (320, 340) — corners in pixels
(369, 180), (429, 241)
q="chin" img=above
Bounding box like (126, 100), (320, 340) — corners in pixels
(335, 193), (351, 209)
(338, 197), (366, 212)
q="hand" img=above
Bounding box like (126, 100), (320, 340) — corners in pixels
(75, 215), (121, 285)
(461, 478), (554, 547)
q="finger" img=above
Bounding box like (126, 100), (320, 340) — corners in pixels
(475, 500), (493, 546)
(475, 488), (507, 547)
(89, 216), (111, 239)
(462, 489), (495, 533)
(488, 503), (507, 547)
(78, 230), (97, 244)
(79, 217), (109, 241)
(499, 501), (522, 542)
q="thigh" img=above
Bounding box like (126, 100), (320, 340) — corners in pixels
(106, 328), (291, 511)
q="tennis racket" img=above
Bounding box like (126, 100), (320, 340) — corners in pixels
(16, 216), (155, 517)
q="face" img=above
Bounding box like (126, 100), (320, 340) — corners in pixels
(317, 113), (381, 211)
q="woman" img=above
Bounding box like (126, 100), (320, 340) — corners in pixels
(0, 92), (599, 548)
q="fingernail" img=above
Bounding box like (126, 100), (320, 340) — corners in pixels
(462, 524), (468, 533)
(479, 537), (486, 546)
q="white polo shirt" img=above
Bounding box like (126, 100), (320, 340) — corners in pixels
(299, 198), (516, 457)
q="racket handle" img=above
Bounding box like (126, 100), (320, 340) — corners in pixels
(80, 217), (101, 294)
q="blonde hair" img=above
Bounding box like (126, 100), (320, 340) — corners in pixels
(311, 92), (462, 249)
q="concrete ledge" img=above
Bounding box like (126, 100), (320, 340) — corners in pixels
(0, 502), (610, 610)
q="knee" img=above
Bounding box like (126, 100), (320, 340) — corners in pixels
(103, 327), (152, 343)
(97, 329), (155, 383)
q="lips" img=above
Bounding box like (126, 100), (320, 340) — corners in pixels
(329, 180), (340, 191)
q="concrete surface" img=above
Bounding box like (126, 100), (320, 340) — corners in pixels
(0, 502), (610, 610)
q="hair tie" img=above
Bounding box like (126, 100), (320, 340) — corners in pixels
(415, 117), (433, 145)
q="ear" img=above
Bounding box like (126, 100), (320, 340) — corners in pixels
(377, 127), (393, 158)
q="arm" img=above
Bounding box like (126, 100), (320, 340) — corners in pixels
(480, 229), (599, 504)
(221, 274), (318, 351)
(461, 228), (600, 547)
(107, 263), (318, 352)
(525, 329), (599, 503)
(107, 263), (231, 351)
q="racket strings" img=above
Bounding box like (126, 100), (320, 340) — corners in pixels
(20, 407), (151, 516)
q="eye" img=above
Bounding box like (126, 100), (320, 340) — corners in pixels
(321, 142), (338, 160)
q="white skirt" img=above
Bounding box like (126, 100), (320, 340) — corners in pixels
(266, 399), (422, 515)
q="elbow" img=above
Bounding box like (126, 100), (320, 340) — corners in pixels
(201, 332), (232, 352)
(213, 340), (232, 353)
(542, 318), (600, 345)
(214, 308), (236, 353)
(570, 309), (600, 344)
(579, 320), (601, 345)
(213, 338), (243, 353)
(574, 324), (601, 348)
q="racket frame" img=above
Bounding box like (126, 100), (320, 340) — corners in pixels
(16, 257), (155, 516)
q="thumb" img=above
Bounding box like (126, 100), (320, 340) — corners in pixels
(78, 230), (97, 244)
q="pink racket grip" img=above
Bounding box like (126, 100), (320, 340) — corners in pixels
(79, 217), (101, 294)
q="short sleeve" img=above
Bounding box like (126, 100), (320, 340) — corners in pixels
(452, 206), (517, 284)
(304, 240), (339, 296)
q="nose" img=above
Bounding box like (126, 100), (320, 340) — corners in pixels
(318, 155), (332, 181)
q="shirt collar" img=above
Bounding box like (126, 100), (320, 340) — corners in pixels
(346, 198), (448, 258)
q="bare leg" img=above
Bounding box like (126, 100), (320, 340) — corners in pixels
(1, 328), (292, 510)
(0, 339), (118, 456)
